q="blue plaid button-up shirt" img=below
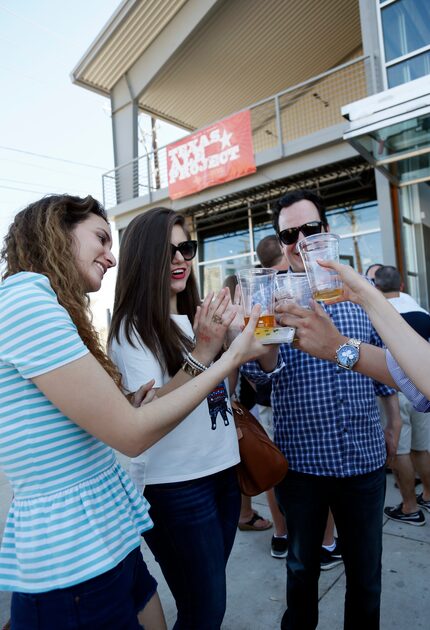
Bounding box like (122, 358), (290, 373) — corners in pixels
(241, 300), (396, 477)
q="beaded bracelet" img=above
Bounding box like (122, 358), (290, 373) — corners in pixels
(185, 352), (208, 371)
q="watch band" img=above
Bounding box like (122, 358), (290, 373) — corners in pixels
(346, 338), (362, 350)
(181, 360), (204, 378)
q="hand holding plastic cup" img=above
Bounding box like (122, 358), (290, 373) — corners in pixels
(237, 268), (294, 344)
(297, 233), (343, 303)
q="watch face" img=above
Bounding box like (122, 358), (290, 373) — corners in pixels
(337, 344), (359, 369)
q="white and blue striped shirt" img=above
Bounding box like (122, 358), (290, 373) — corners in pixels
(0, 273), (152, 593)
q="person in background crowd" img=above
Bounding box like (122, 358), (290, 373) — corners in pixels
(374, 266), (430, 526)
(109, 207), (270, 630)
(256, 234), (290, 271)
(0, 195), (265, 630)
(375, 266), (430, 341)
(365, 262), (383, 281)
(242, 189), (402, 630)
(366, 262), (409, 303)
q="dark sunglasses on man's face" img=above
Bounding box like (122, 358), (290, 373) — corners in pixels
(170, 240), (198, 262)
(278, 221), (325, 246)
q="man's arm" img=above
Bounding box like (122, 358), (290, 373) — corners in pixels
(314, 260), (430, 399)
(241, 345), (283, 387)
(277, 301), (397, 387)
(257, 344), (281, 373)
(378, 394), (402, 466)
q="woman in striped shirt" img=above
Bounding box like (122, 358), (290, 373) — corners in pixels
(0, 194), (265, 630)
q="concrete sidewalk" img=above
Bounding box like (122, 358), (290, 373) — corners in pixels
(1, 465), (429, 628)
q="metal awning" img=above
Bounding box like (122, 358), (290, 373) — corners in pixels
(72, 0), (362, 130)
(342, 76), (430, 187)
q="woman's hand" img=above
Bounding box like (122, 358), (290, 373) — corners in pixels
(317, 260), (378, 307)
(225, 283), (245, 347)
(192, 287), (237, 365)
(225, 305), (278, 367)
(129, 379), (157, 407)
(276, 300), (346, 361)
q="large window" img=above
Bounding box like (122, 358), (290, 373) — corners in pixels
(197, 208), (273, 294)
(328, 202), (383, 274)
(201, 227), (250, 261)
(399, 186), (421, 299)
(379, 0), (430, 87)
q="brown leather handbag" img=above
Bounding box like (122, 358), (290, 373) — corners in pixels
(232, 401), (288, 497)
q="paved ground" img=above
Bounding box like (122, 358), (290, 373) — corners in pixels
(1, 460), (430, 628)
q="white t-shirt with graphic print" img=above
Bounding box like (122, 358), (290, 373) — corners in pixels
(109, 314), (239, 489)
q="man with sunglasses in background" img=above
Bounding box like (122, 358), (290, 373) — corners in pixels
(241, 190), (401, 630)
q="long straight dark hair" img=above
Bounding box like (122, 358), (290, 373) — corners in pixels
(108, 207), (201, 376)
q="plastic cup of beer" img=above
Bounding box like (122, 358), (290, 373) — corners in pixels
(297, 233), (343, 303)
(275, 272), (312, 309)
(274, 273), (312, 343)
(237, 268), (292, 344)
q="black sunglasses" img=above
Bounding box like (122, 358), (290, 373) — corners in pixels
(171, 240), (198, 261)
(278, 221), (325, 246)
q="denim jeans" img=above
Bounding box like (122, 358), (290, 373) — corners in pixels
(11, 547), (157, 630)
(275, 467), (386, 630)
(143, 466), (241, 630)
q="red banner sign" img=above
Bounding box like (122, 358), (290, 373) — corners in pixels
(167, 110), (256, 200)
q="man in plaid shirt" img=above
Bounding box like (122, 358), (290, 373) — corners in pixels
(241, 190), (401, 630)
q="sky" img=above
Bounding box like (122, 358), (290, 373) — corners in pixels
(0, 0), (184, 332)
(0, 0), (122, 232)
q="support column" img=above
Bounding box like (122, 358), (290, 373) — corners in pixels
(111, 76), (139, 204)
(359, 0), (385, 93)
(375, 169), (397, 266)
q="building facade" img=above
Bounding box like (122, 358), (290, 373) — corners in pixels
(72, 0), (430, 306)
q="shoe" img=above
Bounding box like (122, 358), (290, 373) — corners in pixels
(238, 512), (273, 531)
(384, 503), (425, 526)
(320, 538), (343, 571)
(271, 535), (288, 559)
(416, 493), (430, 513)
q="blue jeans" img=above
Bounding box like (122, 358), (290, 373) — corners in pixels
(275, 467), (386, 630)
(11, 547), (157, 630)
(143, 466), (241, 630)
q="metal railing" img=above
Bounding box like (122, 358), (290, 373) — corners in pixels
(103, 55), (378, 209)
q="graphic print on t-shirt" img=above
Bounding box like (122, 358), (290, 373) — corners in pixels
(207, 382), (233, 430)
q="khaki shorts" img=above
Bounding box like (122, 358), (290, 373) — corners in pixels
(397, 392), (430, 454)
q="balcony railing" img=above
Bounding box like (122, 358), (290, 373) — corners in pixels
(103, 55), (378, 209)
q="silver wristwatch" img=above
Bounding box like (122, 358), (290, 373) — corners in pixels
(335, 338), (362, 370)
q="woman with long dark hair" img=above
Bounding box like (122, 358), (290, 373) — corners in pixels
(0, 195), (264, 630)
(109, 207), (248, 629)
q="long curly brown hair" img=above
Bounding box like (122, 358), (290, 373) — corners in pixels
(1, 194), (121, 385)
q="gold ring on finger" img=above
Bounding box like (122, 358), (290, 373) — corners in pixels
(212, 314), (223, 325)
